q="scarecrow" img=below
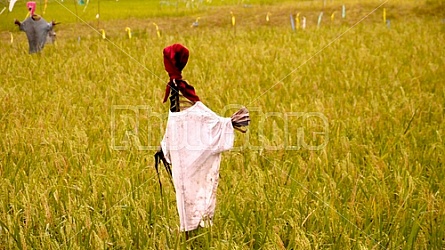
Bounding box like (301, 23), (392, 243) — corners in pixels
(14, 1), (57, 54)
(155, 44), (249, 234)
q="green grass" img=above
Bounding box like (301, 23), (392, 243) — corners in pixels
(1, 0), (444, 249)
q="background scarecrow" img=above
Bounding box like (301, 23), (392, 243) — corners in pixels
(14, 1), (57, 54)
(157, 44), (249, 234)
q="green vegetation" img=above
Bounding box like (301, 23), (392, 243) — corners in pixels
(1, 0), (444, 249)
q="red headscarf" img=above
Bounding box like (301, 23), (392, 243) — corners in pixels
(162, 44), (200, 103)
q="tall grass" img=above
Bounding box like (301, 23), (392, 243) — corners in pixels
(1, 0), (444, 249)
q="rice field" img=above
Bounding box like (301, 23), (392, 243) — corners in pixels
(0, 0), (444, 249)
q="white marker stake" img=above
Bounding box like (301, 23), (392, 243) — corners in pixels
(342, 5), (346, 18)
(290, 14), (295, 31)
(302, 16), (306, 30)
(9, 0), (17, 12)
(317, 12), (323, 28)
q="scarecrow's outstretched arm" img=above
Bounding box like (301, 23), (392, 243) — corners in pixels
(231, 107), (250, 133)
(14, 19), (25, 32)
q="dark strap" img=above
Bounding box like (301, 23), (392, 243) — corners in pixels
(154, 148), (174, 196)
(169, 80), (180, 112)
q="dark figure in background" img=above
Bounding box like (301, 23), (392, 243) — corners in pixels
(14, 15), (57, 54)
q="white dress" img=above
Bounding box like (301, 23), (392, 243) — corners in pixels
(161, 101), (234, 231)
